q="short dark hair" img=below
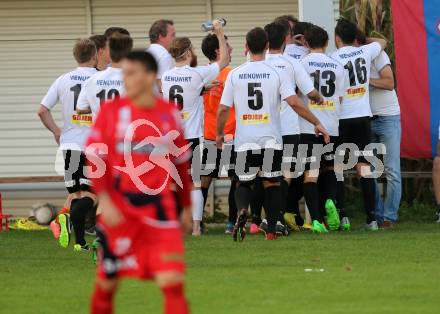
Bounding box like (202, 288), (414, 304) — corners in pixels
(109, 34), (133, 62)
(149, 19), (174, 43)
(73, 38), (97, 63)
(356, 28), (367, 45)
(246, 27), (268, 54)
(201, 34), (228, 61)
(125, 50), (158, 73)
(304, 25), (329, 49)
(89, 35), (106, 50)
(293, 22), (313, 36)
(264, 22), (288, 50)
(274, 15), (298, 28)
(104, 27), (130, 39)
(335, 18), (357, 44)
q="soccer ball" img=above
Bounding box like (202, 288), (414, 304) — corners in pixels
(31, 203), (57, 225)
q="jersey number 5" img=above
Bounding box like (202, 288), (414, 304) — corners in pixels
(169, 85), (184, 111)
(248, 83), (263, 110)
(344, 58), (367, 86)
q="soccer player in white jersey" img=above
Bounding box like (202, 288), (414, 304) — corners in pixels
(355, 30), (401, 228)
(217, 27), (329, 241)
(331, 18), (387, 231)
(77, 34), (133, 118)
(299, 25), (349, 233)
(284, 22), (313, 60)
(38, 39), (98, 250)
(263, 21), (323, 234)
(161, 20), (229, 236)
(147, 20), (176, 92)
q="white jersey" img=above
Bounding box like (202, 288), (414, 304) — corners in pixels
(265, 53), (315, 136)
(369, 51), (400, 116)
(331, 42), (382, 119)
(161, 63), (220, 139)
(220, 61), (296, 151)
(77, 67), (125, 119)
(300, 53), (348, 136)
(284, 44), (309, 60)
(41, 67), (97, 151)
(147, 43), (175, 80)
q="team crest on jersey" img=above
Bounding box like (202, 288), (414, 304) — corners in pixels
(240, 113), (270, 124)
(346, 86), (366, 98)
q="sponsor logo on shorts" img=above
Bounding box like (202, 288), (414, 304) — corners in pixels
(309, 100), (335, 110)
(71, 114), (93, 126)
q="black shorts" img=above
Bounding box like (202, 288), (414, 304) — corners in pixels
(299, 134), (339, 171)
(201, 140), (235, 178)
(338, 117), (372, 164)
(63, 149), (91, 194)
(282, 134), (300, 175)
(234, 149), (283, 182)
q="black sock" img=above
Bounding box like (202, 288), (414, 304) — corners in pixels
(235, 183), (253, 212)
(279, 180), (289, 223)
(264, 186), (283, 233)
(70, 196), (94, 246)
(286, 176), (304, 225)
(228, 181), (238, 223)
(250, 178), (264, 224)
(317, 176), (327, 219)
(336, 180), (347, 218)
(303, 182), (322, 223)
(201, 187), (209, 209)
(360, 177), (376, 224)
(437, 204), (440, 213)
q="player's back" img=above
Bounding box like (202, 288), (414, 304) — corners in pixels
(331, 42), (381, 119)
(226, 61), (284, 151)
(300, 53), (346, 136)
(78, 67), (125, 118)
(162, 64), (219, 139)
(42, 67), (97, 150)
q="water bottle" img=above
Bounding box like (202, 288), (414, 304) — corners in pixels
(201, 18), (227, 32)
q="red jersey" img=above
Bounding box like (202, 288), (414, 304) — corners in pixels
(86, 97), (192, 222)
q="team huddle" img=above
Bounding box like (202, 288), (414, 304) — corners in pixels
(38, 15), (390, 314)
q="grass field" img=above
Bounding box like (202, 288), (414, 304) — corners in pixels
(1, 222), (439, 314)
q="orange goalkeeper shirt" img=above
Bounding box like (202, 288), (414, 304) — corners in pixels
(203, 67), (236, 141)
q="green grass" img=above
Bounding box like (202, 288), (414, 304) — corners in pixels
(1, 223), (440, 314)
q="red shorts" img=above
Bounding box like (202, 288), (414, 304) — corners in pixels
(96, 217), (185, 280)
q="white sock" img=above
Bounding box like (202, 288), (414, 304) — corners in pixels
(191, 189), (204, 221)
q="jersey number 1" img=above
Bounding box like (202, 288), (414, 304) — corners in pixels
(70, 84), (81, 110)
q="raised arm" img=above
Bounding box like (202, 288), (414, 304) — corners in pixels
(212, 20), (229, 70)
(366, 37), (387, 50)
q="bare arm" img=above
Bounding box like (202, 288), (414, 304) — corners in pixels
(212, 21), (229, 70)
(285, 95), (330, 143)
(370, 65), (394, 91)
(216, 104), (231, 148)
(76, 107), (92, 114)
(366, 37), (387, 50)
(37, 105), (61, 145)
(307, 89), (324, 104)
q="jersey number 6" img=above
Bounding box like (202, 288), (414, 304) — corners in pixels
(169, 85), (184, 111)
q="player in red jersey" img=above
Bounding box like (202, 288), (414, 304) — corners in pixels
(86, 50), (192, 314)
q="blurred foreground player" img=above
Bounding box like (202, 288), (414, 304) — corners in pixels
(87, 51), (192, 314)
